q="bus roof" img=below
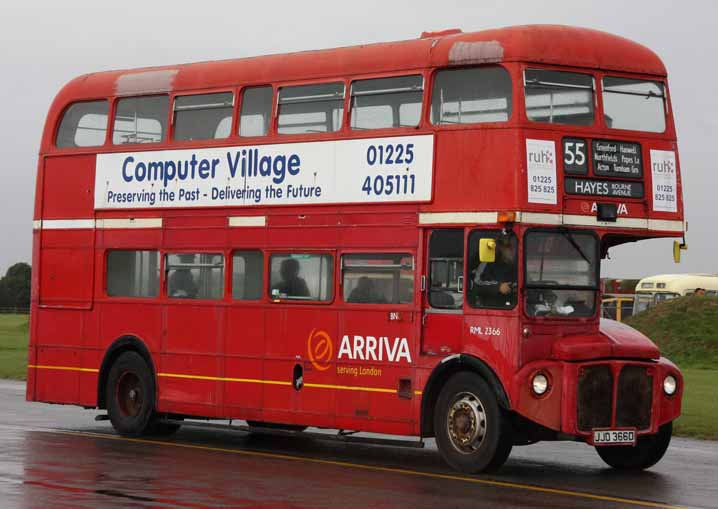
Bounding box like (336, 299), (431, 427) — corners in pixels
(53, 24), (666, 104)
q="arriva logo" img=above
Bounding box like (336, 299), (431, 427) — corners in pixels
(338, 335), (412, 363)
(306, 330), (413, 366)
(307, 329), (333, 371)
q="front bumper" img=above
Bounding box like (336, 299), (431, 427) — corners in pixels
(511, 357), (683, 439)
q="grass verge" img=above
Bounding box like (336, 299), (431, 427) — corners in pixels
(0, 313), (28, 380)
(673, 368), (718, 440)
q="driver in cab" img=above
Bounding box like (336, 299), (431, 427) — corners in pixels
(471, 235), (517, 308)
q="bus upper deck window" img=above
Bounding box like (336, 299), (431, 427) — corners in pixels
(277, 83), (344, 134)
(173, 92), (233, 141)
(56, 100), (109, 148)
(524, 69), (595, 126)
(350, 75), (423, 130)
(113, 95), (168, 145)
(602, 77), (666, 132)
(431, 66), (512, 125)
(239, 86), (273, 137)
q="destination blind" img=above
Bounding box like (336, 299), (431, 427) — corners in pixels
(592, 140), (642, 178)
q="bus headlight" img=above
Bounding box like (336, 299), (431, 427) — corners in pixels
(663, 375), (677, 396)
(531, 373), (549, 395)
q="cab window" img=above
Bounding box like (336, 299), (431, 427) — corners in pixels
(467, 230), (518, 309)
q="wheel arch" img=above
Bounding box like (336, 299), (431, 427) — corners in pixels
(420, 354), (511, 437)
(97, 335), (157, 409)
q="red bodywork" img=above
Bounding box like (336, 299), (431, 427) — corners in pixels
(27, 25), (683, 440)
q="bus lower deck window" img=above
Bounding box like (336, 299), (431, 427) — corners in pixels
(277, 83), (344, 134)
(166, 253), (224, 299)
(56, 100), (109, 148)
(113, 95), (169, 145)
(173, 92), (233, 141)
(342, 253), (414, 304)
(269, 254), (333, 301)
(106, 250), (159, 298)
(431, 66), (512, 125)
(232, 251), (264, 300)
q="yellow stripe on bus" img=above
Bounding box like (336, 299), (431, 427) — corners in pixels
(28, 364), (99, 373)
(28, 365), (424, 396)
(158, 372), (291, 386)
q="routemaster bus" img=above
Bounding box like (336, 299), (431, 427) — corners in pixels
(28, 25), (685, 473)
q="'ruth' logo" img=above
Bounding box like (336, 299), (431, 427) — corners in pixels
(307, 329), (333, 371)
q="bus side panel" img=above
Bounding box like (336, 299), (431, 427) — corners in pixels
(38, 230), (94, 307)
(263, 306), (337, 428)
(432, 129), (521, 212)
(224, 305), (265, 417)
(42, 155), (96, 219)
(159, 305), (225, 415)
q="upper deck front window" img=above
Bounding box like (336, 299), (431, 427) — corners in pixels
(602, 77), (666, 133)
(524, 69), (595, 126)
(431, 66), (512, 125)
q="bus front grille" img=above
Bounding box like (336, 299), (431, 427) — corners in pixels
(616, 366), (653, 429)
(577, 365), (613, 431)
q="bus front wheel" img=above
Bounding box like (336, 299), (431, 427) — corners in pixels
(434, 372), (513, 473)
(595, 422), (672, 470)
(106, 351), (157, 437)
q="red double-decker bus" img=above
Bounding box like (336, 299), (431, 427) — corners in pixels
(27, 25), (684, 473)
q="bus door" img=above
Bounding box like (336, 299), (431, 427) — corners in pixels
(421, 229), (465, 355)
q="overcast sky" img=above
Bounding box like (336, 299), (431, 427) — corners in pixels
(1, 0), (715, 279)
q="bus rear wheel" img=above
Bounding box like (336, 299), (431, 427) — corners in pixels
(595, 422), (672, 470)
(106, 351), (157, 437)
(434, 372), (513, 473)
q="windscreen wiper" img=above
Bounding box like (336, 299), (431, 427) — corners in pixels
(561, 229), (591, 265)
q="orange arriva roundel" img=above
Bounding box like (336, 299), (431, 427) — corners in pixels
(307, 329), (333, 371)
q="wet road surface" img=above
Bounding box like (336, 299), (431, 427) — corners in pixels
(1, 380), (716, 508)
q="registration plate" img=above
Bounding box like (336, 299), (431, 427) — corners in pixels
(593, 429), (636, 446)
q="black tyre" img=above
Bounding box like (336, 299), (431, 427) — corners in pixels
(434, 372), (513, 473)
(106, 351), (157, 437)
(596, 422), (672, 470)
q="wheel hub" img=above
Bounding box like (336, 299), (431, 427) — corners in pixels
(116, 372), (143, 418)
(447, 392), (486, 453)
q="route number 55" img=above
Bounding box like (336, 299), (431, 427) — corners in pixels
(563, 138), (588, 174)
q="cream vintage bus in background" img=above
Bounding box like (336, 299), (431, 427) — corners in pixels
(633, 274), (718, 314)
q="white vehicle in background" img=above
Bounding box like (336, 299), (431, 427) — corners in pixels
(633, 274), (718, 314)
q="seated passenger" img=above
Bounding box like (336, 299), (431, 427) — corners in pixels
(169, 267), (198, 298)
(347, 276), (387, 304)
(272, 258), (310, 298)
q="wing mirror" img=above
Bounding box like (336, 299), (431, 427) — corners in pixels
(479, 238), (496, 263)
